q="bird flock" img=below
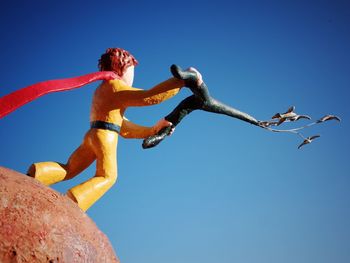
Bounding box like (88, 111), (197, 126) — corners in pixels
(258, 106), (341, 149)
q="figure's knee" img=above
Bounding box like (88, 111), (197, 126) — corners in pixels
(96, 161), (117, 185)
(64, 163), (82, 181)
(102, 170), (118, 187)
(202, 97), (215, 108)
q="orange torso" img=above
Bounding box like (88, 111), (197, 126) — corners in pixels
(90, 79), (128, 125)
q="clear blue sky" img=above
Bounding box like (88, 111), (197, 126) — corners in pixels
(0, 1), (349, 262)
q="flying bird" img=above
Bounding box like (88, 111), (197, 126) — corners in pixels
(298, 135), (321, 149)
(261, 108), (340, 149)
(272, 106), (296, 120)
(317, 115), (341, 123)
(272, 106), (311, 126)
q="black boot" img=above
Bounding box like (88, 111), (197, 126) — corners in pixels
(142, 125), (174, 149)
(171, 64), (211, 102)
(170, 64), (200, 89)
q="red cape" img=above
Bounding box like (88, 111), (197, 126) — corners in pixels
(0, 71), (118, 119)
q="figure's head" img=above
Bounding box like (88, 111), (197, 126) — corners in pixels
(98, 48), (138, 78)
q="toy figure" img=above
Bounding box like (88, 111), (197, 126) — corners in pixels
(0, 48), (197, 211)
(142, 65), (340, 149)
(143, 65), (261, 148)
(0, 49), (340, 212)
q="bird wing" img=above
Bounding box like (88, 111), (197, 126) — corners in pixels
(318, 115), (341, 123)
(296, 115), (311, 120)
(298, 140), (308, 149)
(277, 117), (286, 126)
(286, 106), (295, 113)
(310, 135), (321, 140)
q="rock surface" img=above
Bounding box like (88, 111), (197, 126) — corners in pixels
(0, 166), (119, 263)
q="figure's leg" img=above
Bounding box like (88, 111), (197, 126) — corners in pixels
(164, 95), (203, 126)
(67, 129), (118, 211)
(171, 65), (259, 126)
(64, 142), (96, 180)
(27, 133), (96, 186)
(142, 95), (203, 148)
(199, 84), (258, 125)
(142, 65), (260, 149)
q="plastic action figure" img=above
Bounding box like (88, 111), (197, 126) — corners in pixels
(0, 48), (340, 211)
(143, 65), (260, 149)
(142, 65), (340, 149)
(0, 48), (193, 211)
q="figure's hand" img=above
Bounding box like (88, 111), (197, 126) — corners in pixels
(186, 67), (203, 86)
(153, 118), (175, 135)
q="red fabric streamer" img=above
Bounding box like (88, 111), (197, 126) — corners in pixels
(0, 71), (118, 119)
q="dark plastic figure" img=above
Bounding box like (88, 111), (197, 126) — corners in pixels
(143, 65), (340, 149)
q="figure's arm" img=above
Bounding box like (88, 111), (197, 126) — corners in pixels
(119, 117), (173, 139)
(118, 78), (184, 107)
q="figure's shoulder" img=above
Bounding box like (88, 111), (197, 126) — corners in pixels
(99, 79), (131, 92)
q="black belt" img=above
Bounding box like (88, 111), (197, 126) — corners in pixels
(90, 121), (121, 134)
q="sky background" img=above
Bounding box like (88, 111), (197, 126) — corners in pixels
(0, 1), (349, 262)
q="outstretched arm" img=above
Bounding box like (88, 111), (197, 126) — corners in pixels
(119, 117), (173, 139)
(118, 78), (184, 107)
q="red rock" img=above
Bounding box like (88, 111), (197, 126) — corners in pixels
(0, 166), (119, 263)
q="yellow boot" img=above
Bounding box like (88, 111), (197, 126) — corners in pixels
(27, 162), (67, 186)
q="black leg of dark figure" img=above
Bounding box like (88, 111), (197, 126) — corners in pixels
(142, 95), (203, 149)
(142, 84), (259, 149)
(200, 83), (259, 126)
(165, 96), (204, 126)
(142, 65), (260, 149)
(170, 64), (259, 125)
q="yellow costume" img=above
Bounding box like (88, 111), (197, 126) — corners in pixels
(28, 77), (184, 211)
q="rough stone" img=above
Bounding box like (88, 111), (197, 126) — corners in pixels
(0, 166), (119, 263)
